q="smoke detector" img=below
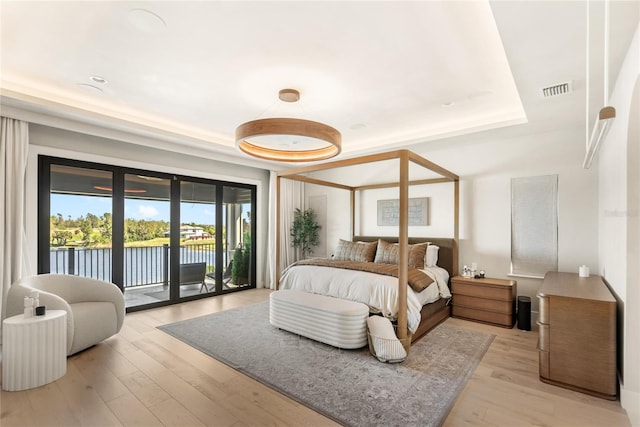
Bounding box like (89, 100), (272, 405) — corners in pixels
(541, 81), (573, 98)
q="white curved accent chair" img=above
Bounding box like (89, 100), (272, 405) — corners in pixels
(6, 274), (125, 355)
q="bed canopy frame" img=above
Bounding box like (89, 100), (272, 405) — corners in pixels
(276, 149), (459, 342)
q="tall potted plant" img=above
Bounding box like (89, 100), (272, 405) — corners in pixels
(290, 208), (320, 259)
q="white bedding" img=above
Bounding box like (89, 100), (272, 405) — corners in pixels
(417, 265), (451, 304)
(278, 264), (451, 334)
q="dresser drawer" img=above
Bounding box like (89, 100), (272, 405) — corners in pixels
(538, 295), (549, 324)
(453, 294), (513, 314)
(452, 281), (512, 301)
(452, 305), (514, 327)
(537, 322), (549, 351)
(539, 349), (550, 378)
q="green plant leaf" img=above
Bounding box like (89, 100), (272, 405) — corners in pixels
(290, 208), (320, 258)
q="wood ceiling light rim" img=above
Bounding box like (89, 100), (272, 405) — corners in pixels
(236, 118), (342, 162)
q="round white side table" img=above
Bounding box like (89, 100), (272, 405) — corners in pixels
(2, 309), (67, 391)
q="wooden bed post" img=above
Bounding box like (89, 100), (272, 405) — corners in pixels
(276, 175), (281, 290)
(453, 179), (460, 276)
(350, 189), (355, 239)
(397, 151), (409, 340)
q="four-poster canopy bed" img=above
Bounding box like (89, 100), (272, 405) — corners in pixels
(275, 149), (459, 345)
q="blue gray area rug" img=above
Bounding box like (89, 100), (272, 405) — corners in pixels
(158, 301), (494, 427)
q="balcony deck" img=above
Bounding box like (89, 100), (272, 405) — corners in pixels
(124, 277), (247, 307)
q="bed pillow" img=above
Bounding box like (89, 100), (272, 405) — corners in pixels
(425, 245), (439, 267)
(367, 315), (407, 363)
(333, 239), (377, 262)
(373, 239), (427, 269)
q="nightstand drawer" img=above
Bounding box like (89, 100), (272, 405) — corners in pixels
(452, 281), (512, 301)
(452, 305), (514, 327)
(453, 294), (513, 314)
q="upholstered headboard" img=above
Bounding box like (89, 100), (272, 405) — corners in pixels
(352, 236), (456, 280)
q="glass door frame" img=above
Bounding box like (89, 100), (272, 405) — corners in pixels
(38, 155), (257, 313)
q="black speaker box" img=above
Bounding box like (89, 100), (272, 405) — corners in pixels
(517, 296), (531, 331)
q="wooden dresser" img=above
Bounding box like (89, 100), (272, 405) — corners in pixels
(537, 271), (617, 400)
(451, 276), (516, 328)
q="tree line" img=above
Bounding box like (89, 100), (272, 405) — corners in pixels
(50, 213), (215, 247)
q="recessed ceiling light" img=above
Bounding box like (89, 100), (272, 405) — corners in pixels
(441, 101), (455, 108)
(77, 83), (103, 93)
(90, 76), (107, 84)
(127, 8), (167, 33)
(350, 123), (366, 130)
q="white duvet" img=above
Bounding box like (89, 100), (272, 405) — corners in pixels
(278, 264), (451, 333)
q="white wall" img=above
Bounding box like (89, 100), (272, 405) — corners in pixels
(358, 182), (455, 238)
(433, 127), (600, 299)
(25, 124), (271, 287)
(304, 184), (351, 256)
(598, 23), (640, 426)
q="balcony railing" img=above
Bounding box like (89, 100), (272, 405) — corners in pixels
(50, 243), (221, 288)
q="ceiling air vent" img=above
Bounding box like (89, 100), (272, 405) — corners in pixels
(542, 81), (573, 98)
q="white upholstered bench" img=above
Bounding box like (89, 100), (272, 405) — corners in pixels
(269, 290), (369, 349)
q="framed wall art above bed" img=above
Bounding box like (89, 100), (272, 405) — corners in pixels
(377, 197), (429, 226)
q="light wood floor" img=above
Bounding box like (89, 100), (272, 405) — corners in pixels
(0, 288), (631, 426)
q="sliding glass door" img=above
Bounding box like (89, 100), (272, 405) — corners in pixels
(223, 185), (253, 288)
(123, 173), (172, 307)
(46, 164), (114, 282)
(39, 156), (256, 312)
(179, 180), (217, 298)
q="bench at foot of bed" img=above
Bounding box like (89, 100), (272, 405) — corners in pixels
(269, 290), (369, 349)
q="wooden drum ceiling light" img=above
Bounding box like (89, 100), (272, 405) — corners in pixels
(236, 89), (341, 162)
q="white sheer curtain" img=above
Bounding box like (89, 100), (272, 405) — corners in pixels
(279, 177), (304, 270)
(1, 117), (33, 323)
(266, 171), (278, 289)
(266, 172), (304, 289)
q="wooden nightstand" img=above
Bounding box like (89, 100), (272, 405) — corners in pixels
(451, 276), (517, 328)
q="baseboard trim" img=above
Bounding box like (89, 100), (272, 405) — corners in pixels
(621, 387), (640, 426)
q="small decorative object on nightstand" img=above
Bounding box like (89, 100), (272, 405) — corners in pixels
(451, 275), (517, 327)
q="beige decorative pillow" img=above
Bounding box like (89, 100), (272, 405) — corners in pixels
(333, 239), (378, 262)
(374, 239), (427, 269)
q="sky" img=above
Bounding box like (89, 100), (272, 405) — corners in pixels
(51, 194), (220, 225)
